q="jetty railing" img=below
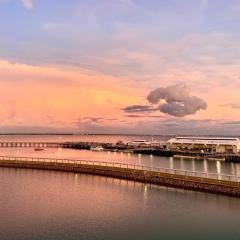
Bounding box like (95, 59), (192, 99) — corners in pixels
(0, 155), (240, 183)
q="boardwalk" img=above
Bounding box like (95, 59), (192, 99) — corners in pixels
(0, 155), (240, 197)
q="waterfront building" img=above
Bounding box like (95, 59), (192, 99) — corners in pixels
(127, 140), (152, 147)
(167, 137), (240, 154)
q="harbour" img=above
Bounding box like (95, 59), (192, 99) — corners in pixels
(1, 135), (240, 239)
(0, 137), (240, 162)
(0, 134), (240, 176)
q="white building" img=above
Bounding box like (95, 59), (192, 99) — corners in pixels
(127, 140), (151, 147)
(167, 137), (240, 154)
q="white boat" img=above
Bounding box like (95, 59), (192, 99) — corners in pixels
(127, 140), (151, 147)
(90, 146), (104, 151)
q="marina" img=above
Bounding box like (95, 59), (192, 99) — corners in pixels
(0, 134), (240, 178)
(0, 138), (240, 162)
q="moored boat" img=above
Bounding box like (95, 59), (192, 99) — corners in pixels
(34, 148), (44, 151)
(90, 146), (104, 151)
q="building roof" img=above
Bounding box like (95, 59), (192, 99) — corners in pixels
(167, 137), (240, 146)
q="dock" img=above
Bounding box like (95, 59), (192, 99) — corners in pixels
(0, 156), (240, 197)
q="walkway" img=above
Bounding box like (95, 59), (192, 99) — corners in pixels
(0, 156), (240, 197)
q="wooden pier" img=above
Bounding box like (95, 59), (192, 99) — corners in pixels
(0, 156), (240, 197)
(0, 141), (63, 148)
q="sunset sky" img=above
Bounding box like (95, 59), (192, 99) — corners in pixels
(0, 0), (240, 135)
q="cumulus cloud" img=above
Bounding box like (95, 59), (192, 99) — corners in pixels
(21, 0), (33, 10)
(148, 84), (207, 117)
(123, 84), (207, 117)
(147, 84), (190, 104)
(159, 96), (207, 117)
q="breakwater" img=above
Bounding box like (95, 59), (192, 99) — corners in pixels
(0, 156), (240, 197)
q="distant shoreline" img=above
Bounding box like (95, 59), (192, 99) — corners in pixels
(0, 133), (239, 137)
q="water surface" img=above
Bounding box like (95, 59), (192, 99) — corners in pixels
(0, 168), (240, 240)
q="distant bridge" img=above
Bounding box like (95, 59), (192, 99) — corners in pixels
(0, 155), (240, 197)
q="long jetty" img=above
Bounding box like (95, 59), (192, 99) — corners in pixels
(0, 141), (63, 148)
(0, 155), (240, 197)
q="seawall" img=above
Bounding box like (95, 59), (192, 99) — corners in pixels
(0, 158), (240, 197)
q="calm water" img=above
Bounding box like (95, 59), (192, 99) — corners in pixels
(1, 168), (240, 240)
(1, 135), (240, 239)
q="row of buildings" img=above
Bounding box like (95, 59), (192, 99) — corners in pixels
(167, 137), (240, 154)
(126, 137), (240, 154)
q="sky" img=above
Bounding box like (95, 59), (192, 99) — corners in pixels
(0, 0), (240, 135)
